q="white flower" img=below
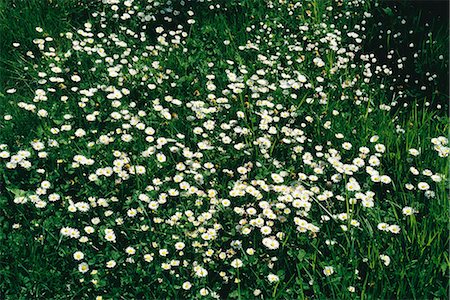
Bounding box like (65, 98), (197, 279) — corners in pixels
(408, 148), (420, 156)
(41, 180), (51, 189)
(121, 134), (132, 142)
(371, 174), (381, 182)
(262, 237), (280, 250)
(104, 229), (116, 242)
(402, 207), (415, 216)
(417, 182), (430, 191)
(78, 262), (89, 273)
(313, 57), (325, 67)
(237, 166), (247, 174)
(71, 75), (81, 82)
(0, 151), (10, 158)
(175, 242), (185, 250)
(271, 173), (284, 183)
(346, 180), (360, 191)
(431, 175), (442, 182)
(230, 258), (243, 268)
(156, 153), (166, 163)
(106, 260), (117, 268)
(405, 183), (415, 190)
(125, 246), (136, 255)
(195, 266), (208, 277)
(48, 193), (60, 202)
(388, 225), (401, 234)
(37, 109), (48, 117)
(380, 175), (391, 184)
(260, 226), (272, 235)
(380, 254), (391, 266)
(377, 223), (389, 231)
(267, 273), (280, 283)
(375, 144), (386, 153)
(142, 253), (153, 262)
(323, 266), (334, 276)
(342, 142), (352, 150)
(410, 167), (420, 175)
(182, 281), (192, 290)
(73, 251), (84, 261)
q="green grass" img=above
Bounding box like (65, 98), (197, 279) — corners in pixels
(0, 0), (448, 299)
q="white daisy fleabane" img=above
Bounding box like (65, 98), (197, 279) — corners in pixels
(78, 262), (89, 273)
(267, 273), (280, 283)
(1, 0), (446, 298)
(323, 266), (334, 276)
(73, 251), (84, 261)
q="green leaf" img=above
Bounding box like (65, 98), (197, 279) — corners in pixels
(297, 249), (306, 261)
(6, 187), (27, 197)
(382, 7), (394, 17)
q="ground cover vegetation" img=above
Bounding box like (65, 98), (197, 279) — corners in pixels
(0, 0), (448, 299)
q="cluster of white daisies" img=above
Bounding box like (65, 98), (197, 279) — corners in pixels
(0, 0), (446, 298)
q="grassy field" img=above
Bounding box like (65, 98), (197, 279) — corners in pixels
(0, 0), (448, 299)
